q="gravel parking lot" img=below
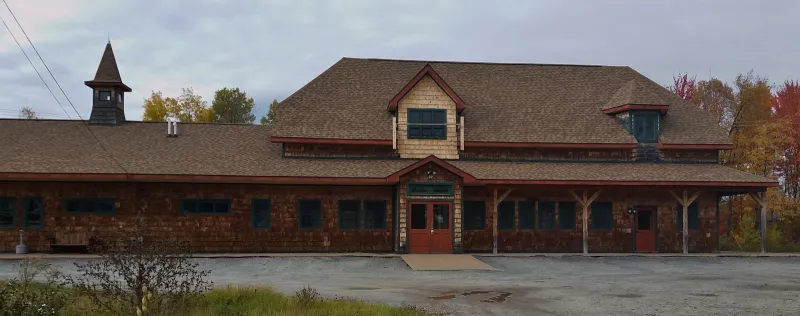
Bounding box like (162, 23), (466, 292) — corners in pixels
(1, 256), (799, 315)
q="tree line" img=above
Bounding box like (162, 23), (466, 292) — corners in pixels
(141, 87), (278, 124)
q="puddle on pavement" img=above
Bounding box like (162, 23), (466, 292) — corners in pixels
(428, 290), (513, 303)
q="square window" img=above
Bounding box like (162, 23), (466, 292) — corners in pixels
(338, 200), (360, 229)
(558, 202), (577, 230)
(498, 201), (515, 230)
(632, 111), (659, 143)
(407, 109), (447, 139)
(538, 201), (556, 230)
(181, 199), (229, 215)
(298, 199), (322, 230)
(0, 198), (15, 228)
(98, 90), (112, 101)
(64, 198), (115, 215)
(23, 197), (43, 229)
(364, 200), (386, 229)
(463, 201), (486, 230)
(677, 202), (700, 230)
(518, 201), (535, 230)
(591, 202), (613, 230)
(252, 199), (271, 229)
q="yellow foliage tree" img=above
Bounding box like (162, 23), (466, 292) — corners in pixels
(141, 88), (215, 123)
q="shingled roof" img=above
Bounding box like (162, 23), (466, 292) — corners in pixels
(0, 119), (773, 186)
(84, 42), (131, 92)
(273, 58), (730, 145)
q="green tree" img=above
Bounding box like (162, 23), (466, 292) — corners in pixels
(260, 99), (280, 124)
(18, 106), (38, 119)
(142, 89), (215, 123)
(211, 87), (256, 124)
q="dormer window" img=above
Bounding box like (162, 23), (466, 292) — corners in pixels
(98, 90), (112, 101)
(408, 109), (446, 139)
(632, 111), (660, 143)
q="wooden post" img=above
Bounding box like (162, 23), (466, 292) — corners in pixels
(492, 188), (513, 254)
(570, 189), (600, 254)
(748, 192), (768, 254)
(392, 116), (397, 149)
(669, 189), (701, 254)
(459, 115), (465, 151)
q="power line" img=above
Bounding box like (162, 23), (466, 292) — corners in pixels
(2, 0), (130, 175)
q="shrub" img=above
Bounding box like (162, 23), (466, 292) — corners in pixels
(0, 258), (70, 316)
(294, 285), (320, 307)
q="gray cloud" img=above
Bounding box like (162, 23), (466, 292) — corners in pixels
(0, 0), (798, 120)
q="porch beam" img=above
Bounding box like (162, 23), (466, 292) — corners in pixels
(492, 188), (513, 254)
(669, 189), (702, 254)
(570, 189), (601, 254)
(748, 192), (768, 254)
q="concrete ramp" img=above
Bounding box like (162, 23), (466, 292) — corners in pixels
(401, 254), (495, 271)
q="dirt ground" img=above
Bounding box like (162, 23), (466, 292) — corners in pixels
(1, 256), (799, 316)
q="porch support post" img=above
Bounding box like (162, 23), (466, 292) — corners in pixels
(492, 188), (513, 254)
(748, 191), (768, 254)
(669, 189), (701, 254)
(570, 189), (601, 254)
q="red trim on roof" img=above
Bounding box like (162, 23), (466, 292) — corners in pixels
(385, 155), (477, 182)
(0, 172), (389, 184)
(270, 137), (392, 146)
(387, 64), (465, 111)
(657, 142), (733, 150)
(465, 141), (638, 149)
(603, 104), (670, 115)
(480, 179), (778, 187)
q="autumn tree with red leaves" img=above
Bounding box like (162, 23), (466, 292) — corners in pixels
(773, 80), (800, 198)
(667, 73), (696, 101)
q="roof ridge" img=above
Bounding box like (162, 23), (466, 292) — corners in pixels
(344, 57), (623, 68)
(0, 118), (269, 126)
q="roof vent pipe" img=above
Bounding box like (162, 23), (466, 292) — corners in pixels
(167, 117), (172, 136)
(166, 117), (178, 137)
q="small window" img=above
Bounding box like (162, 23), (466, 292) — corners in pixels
(0, 198), (15, 228)
(364, 200), (386, 229)
(181, 199), (230, 215)
(518, 201), (535, 230)
(463, 201), (486, 230)
(407, 183), (453, 196)
(65, 198), (115, 215)
(298, 199), (322, 230)
(252, 199), (271, 229)
(408, 109), (446, 139)
(676, 202), (700, 230)
(497, 201), (515, 230)
(338, 200), (360, 229)
(591, 202), (613, 230)
(558, 202), (577, 230)
(23, 197), (44, 229)
(98, 90), (112, 101)
(538, 201), (556, 230)
(117, 93), (123, 103)
(632, 111), (659, 143)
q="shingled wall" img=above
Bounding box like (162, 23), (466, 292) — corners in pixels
(396, 75), (459, 159)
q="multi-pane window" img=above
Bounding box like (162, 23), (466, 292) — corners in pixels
(632, 111), (659, 143)
(463, 201), (486, 230)
(676, 202), (700, 230)
(181, 199), (230, 215)
(0, 198), (15, 228)
(591, 202), (613, 230)
(538, 201), (556, 230)
(65, 198), (115, 215)
(298, 199), (322, 230)
(252, 199), (271, 229)
(338, 200), (360, 230)
(23, 197), (44, 229)
(497, 201), (515, 230)
(407, 109), (446, 139)
(558, 202), (577, 230)
(407, 183), (453, 196)
(364, 200), (386, 229)
(518, 201), (535, 230)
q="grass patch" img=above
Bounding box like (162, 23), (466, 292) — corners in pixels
(2, 282), (426, 316)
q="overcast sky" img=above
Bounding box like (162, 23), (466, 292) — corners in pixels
(0, 0), (798, 120)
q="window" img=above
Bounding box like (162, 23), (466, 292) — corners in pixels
(98, 90), (112, 101)
(463, 201), (486, 230)
(252, 199), (271, 229)
(408, 109), (446, 139)
(632, 111), (659, 143)
(591, 202), (613, 230)
(65, 198), (115, 215)
(0, 198), (15, 228)
(518, 201), (535, 230)
(676, 202), (700, 230)
(364, 200), (386, 229)
(298, 199), (322, 230)
(338, 200), (360, 229)
(407, 183), (453, 196)
(23, 197), (43, 229)
(117, 93), (123, 103)
(538, 201), (556, 230)
(558, 202), (577, 230)
(497, 201), (515, 230)
(180, 199), (230, 215)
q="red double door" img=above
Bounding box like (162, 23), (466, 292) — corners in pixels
(408, 202), (452, 254)
(635, 208), (656, 252)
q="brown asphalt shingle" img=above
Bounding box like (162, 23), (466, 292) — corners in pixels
(273, 58), (730, 145)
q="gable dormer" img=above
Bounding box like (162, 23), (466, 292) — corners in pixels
(389, 64), (463, 159)
(603, 79), (669, 143)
